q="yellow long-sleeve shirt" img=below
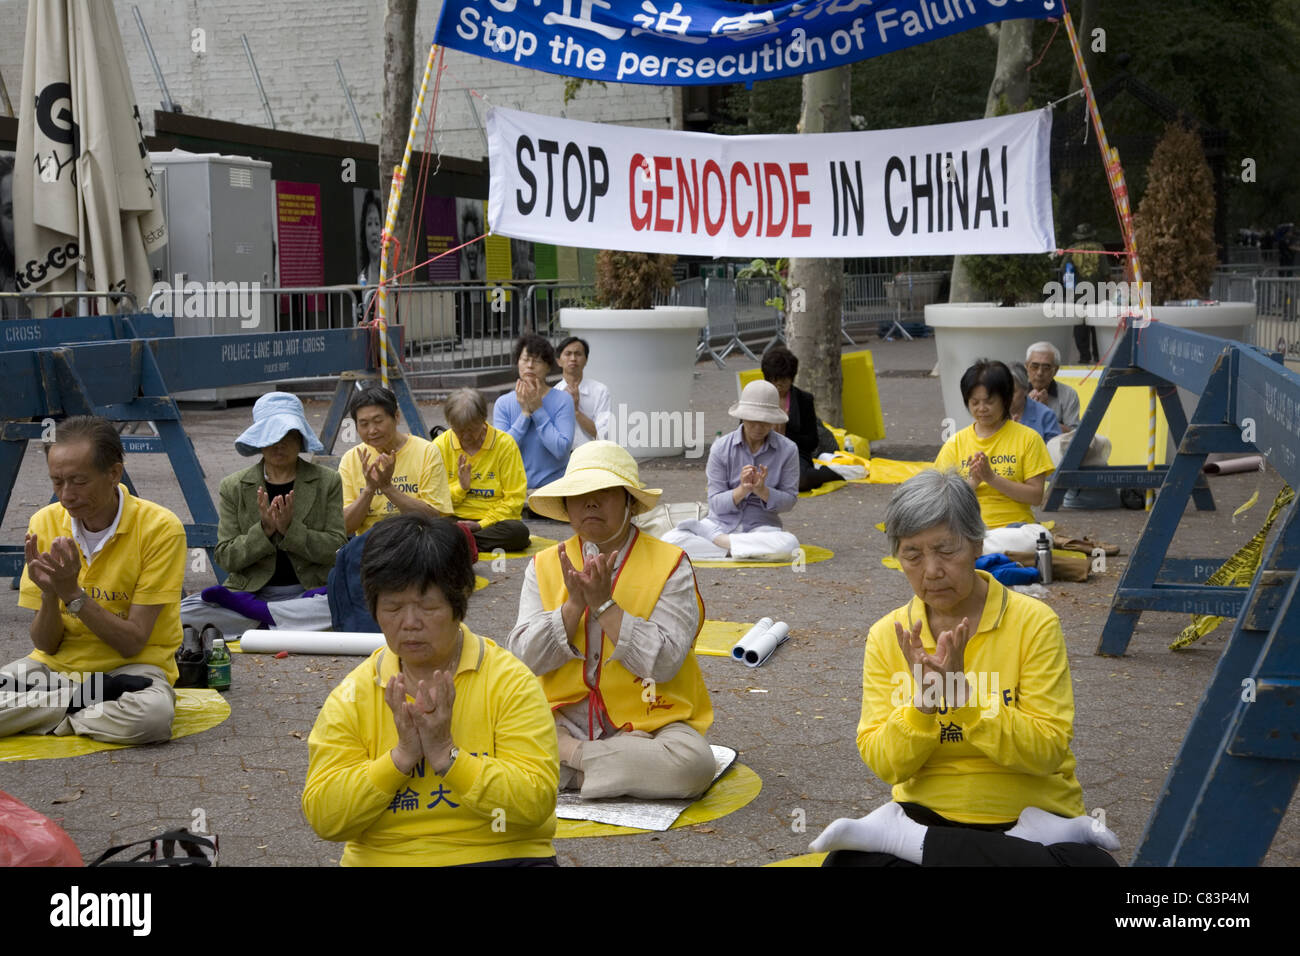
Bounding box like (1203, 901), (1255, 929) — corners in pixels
(857, 571), (1086, 824)
(302, 626), (558, 866)
(433, 425), (526, 527)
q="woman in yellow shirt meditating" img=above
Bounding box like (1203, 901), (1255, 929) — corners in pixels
(302, 514), (558, 866)
(934, 360), (1053, 529)
(812, 470), (1117, 866)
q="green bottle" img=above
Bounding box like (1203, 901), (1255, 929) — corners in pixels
(207, 638), (231, 691)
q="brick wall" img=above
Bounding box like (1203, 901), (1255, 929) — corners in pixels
(0, 0), (678, 159)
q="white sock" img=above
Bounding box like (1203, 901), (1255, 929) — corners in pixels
(1006, 806), (1120, 851)
(809, 802), (926, 864)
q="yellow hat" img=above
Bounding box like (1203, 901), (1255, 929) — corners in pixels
(527, 441), (662, 523)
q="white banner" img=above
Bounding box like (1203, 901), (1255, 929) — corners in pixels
(488, 106), (1054, 257)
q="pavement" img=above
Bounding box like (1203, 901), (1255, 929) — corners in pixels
(2, 335), (1296, 867)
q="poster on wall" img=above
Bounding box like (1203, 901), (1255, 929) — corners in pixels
(353, 187), (386, 287)
(424, 195), (460, 282)
(456, 197), (486, 282)
(276, 181), (325, 288)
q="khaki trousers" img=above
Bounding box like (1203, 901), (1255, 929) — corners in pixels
(0, 657), (175, 745)
(571, 721), (716, 801)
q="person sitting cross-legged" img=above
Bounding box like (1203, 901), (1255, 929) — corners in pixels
(433, 388), (530, 554)
(0, 417), (186, 745)
(664, 379), (801, 561)
(492, 333), (575, 493)
(812, 469), (1119, 866)
(339, 385), (451, 536)
(504, 442), (716, 801)
(302, 515), (559, 866)
(181, 392), (346, 636)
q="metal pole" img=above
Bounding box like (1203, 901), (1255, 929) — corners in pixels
(0, 67), (13, 117)
(132, 5), (176, 113)
(464, 89), (489, 155)
(241, 34), (276, 130)
(335, 60), (366, 143)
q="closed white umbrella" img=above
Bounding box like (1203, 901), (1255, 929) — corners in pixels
(14, 0), (166, 317)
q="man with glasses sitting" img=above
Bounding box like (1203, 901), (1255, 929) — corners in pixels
(1025, 343), (1079, 435)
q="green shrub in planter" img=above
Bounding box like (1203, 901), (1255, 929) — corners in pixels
(962, 251), (1057, 307)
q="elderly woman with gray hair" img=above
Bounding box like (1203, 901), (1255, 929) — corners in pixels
(432, 388), (530, 553)
(812, 469), (1118, 866)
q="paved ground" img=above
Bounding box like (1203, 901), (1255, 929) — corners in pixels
(2, 335), (1296, 867)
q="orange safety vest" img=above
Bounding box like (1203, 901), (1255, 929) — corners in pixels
(534, 531), (712, 736)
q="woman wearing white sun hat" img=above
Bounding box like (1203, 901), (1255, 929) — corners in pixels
(504, 441), (716, 801)
(663, 379), (801, 561)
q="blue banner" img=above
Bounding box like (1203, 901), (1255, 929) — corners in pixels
(434, 0), (1060, 87)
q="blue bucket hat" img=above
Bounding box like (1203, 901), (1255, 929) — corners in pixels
(235, 392), (325, 457)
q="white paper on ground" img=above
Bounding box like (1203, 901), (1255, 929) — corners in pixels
(237, 630), (385, 655)
(555, 745), (738, 830)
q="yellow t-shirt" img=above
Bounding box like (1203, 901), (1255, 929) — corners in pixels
(19, 487), (186, 683)
(857, 571), (1086, 824)
(433, 425), (526, 527)
(302, 627), (558, 866)
(339, 434), (452, 534)
(934, 420), (1053, 528)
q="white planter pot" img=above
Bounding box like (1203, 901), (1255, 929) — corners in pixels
(1085, 301), (1256, 359)
(558, 306), (707, 458)
(924, 302), (1078, 427)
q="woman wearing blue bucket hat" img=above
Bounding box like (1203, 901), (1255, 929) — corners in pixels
(179, 393), (346, 646)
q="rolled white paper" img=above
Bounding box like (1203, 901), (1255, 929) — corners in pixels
(744, 621), (789, 667)
(237, 630), (386, 656)
(1202, 455), (1264, 475)
(732, 618), (774, 660)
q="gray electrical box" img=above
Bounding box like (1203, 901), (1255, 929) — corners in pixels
(147, 151), (274, 404)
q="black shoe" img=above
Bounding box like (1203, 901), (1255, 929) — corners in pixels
(1120, 488), (1147, 510)
(176, 625), (209, 688)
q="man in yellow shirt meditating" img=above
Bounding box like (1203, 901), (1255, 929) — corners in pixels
(0, 417), (186, 745)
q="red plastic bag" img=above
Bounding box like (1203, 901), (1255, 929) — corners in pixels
(0, 791), (83, 867)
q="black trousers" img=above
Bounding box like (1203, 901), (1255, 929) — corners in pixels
(821, 802), (1118, 867)
(468, 518), (531, 553)
(798, 455), (842, 493)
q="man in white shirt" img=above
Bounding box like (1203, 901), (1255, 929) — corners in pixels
(554, 336), (612, 449)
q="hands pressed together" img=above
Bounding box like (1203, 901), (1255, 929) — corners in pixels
(734, 463), (769, 504)
(24, 533), (82, 603)
(515, 377), (544, 415)
(559, 546), (615, 614)
(895, 616), (974, 713)
(386, 669), (457, 777)
(358, 447), (396, 494)
(257, 486), (295, 537)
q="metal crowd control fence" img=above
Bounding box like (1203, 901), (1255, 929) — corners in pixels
(0, 314), (424, 581)
(842, 273), (903, 344)
(1062, 321), (1300, 864)
(0, 289), (140, 321)
(696, 276), (783, 367)
(1253, 276), (1300, 361)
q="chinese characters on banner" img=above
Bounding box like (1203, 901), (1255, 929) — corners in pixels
(487, 106), (1055, 258)
(435, 0), (1059, 87)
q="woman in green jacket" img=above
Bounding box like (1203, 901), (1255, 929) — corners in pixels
(180, 392), (346, 640)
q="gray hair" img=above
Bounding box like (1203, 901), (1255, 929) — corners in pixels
(1025, 341), (1061, 365)
(443, 388), (487, 430)
(885, 469), (986, 556)
(1009, 361), (1030, 391)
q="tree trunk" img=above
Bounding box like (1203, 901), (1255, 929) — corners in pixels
(379, 0), (417, 283)
(950, 20), (1037, 303)
(786, 65), (850, 427)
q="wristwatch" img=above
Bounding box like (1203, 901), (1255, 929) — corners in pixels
(65, 591), (88, 615)
(441, 746), (460, 776)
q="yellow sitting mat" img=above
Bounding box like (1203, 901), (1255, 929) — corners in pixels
(766, 851), (829, 867)
(1055, 366), (1169, 466)
(694, 621), (751, 658)
(799, 480), (848, 498)
(556, 763), (762, 838)
(692, 544), (833, 569)
(866, 458), (933, 485)
(496, 536), (559, 559)
(0, 688), (232, 762)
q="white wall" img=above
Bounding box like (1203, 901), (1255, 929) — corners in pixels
(0, 0), (679, 159)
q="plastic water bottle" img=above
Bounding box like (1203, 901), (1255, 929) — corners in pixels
(1036, 533), (1053, 585)
(207, 639), (232, 691)
(1064, 260), (1076, 297)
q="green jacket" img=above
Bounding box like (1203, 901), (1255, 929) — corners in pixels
(214, 460), (346, 592)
